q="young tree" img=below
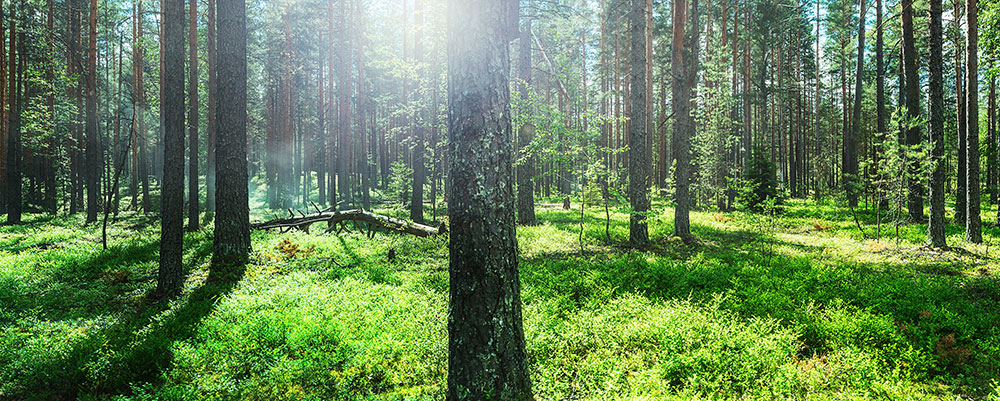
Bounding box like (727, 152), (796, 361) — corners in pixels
(965, 0), (982, 243)
(212, 0), (250, 269)
(928, 0), (947, 247)
(188, 0), (200, 230)
(901, 0), (923, 221)
(445, 0), (532, 399)
(158, 0), (186, 296)
(672, 0), (700, 239)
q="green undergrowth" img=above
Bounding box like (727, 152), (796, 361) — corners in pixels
(2, 195), (999, 400)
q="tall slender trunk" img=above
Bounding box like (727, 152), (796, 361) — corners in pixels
(5, 6), (20, 224)
(206, 0), (217, 216)
(965, 0), (981, 242)
(902, 0), (924, 221)
(928, 0), (946, 246)
(85, 0), (100, 223)
(516, 10), (536, 226)
(337, 0), (351, 206)
(846, 0), (865, 208)
(158, 0), (186, 296)
(672, 0), (700, 239)
(955, 0), (966, 224)
(187, 0), (200, 230)
(410, 0), (425, 222)
(356, 0), (370, 209)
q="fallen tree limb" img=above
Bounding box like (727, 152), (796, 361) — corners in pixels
(251, 209), (445, 237)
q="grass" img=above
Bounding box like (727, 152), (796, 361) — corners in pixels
(2, 190), (1000, 400)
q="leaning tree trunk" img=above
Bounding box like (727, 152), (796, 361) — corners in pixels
(444, 0), (532, 399)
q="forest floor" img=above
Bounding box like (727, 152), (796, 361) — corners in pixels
(2, 186), (1000, 400)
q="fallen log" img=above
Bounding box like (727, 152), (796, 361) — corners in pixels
(251, 209), (444, 237)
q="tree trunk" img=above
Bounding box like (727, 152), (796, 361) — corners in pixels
(445, 0), (532, 399)
(846, 0), (865, 208)
(85, 0), (100, 223)
(5, 7), (19, 224)
(337, 0), (351, 206)
(158, 0), (185, 296)
(672, 0), (699, 239)
(188, 0), (200, 230)
(516, 12), (536, 226)
(902, 0), (923, 221)
(955, 0), (966, 224)
(410, 0), (425, 223)
(928, 0), (946, 247)
(356, 0), (370, 209)
(212, 0), (250, 270)
(206, 0), (217, 217)
(965, 0), (981, 243)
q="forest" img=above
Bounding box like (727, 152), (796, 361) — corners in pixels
(1, 0), (1000, 398)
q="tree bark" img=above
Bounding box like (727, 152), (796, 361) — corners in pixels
(212, 0), (250, 270)
(445, 0), (532, 398)
(158, 0), (185, 296)
(516, 11), (536, 226)
(846, 0), (865, 208)
(902, 0), (923, 221)
(954, 0), (966, 224)
(928, 0), (946, 247)
(965, 0), (981, 243)
(672, 0), (700, 239)
(85, 0), (100, 223)
(5, 6), (19, 224)
(410, 0), (425, 223)
(188, 0), (200, 230)
(206, 0), (217, 217)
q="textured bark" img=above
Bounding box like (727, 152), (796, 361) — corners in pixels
(85, 0), (99, 223)
(212, 0), (250, 269)
(965, 0), (981, 243)
(875, 0), (887, 208)
(188, 0), (200, 230)
(901, 0), (923, 221)
(206, 0), (217, 215)
(410, 0), (425, 223)
(445, 0), (532, 399)
(337, 0), (351, 206)
(629, 0), (651, 243)
(928, 0), (946, 247)
(0, 5), (6, 216)
(672, 0), (700, 239)
(516, 15), (536, 226)
(846, 0), (865, 208)
(5, 8), (19, 224)
(45, 0), (56, 214)
(158, 0), (186, 296)
(954, 0), (966, 224)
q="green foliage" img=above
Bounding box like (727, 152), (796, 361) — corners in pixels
(738, 145), (781, 212)
(3, 195), (1000, 400)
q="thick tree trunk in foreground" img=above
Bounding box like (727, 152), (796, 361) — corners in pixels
(965, 0), (981, 243)
(901, 0), (923, 221)
(445, 0), (532, 399)
(629, 0), (651, 244)
(928, 0), (946, 247)
(188, 0), (200, 230)
(212, 0), (250, 270)
(158, 0), (185, 296)
(516, 15), (536, 226)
